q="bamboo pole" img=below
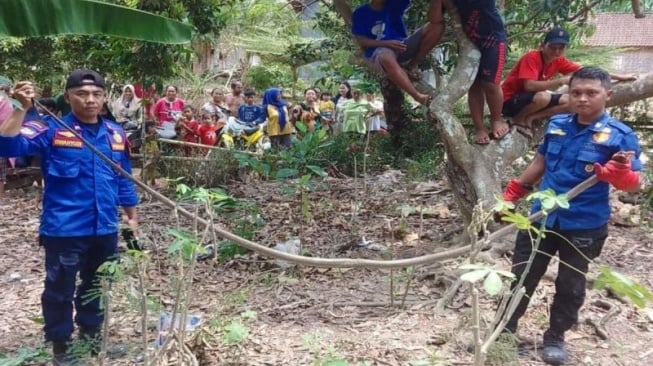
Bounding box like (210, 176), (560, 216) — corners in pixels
(158, 138), (262, 156)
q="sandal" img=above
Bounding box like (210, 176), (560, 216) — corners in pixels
(473, 132), (491, 145)
(514, 124), (534, 139)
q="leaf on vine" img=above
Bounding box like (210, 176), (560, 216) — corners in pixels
(483, 271), (503, 296)
(460, 269), (489, 284)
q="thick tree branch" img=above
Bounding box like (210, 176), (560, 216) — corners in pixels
(567, 0), (602, 22)
(332, 0), (353, 27)
(632, 0), (645, 19)
(607, 73), (653, 107)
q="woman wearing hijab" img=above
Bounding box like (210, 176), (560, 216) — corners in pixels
(112, 84), (142, 125)
(263, 88), (292, 149)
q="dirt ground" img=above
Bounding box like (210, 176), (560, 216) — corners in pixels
(1, 172), (652, 366)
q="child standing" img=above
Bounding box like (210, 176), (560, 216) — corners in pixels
(197, 112), (220, 148)
(178, 105), (199, 155)
(237, 89), (265, 125)
(319, 91), (335, 132)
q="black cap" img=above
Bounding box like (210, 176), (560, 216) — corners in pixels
(544, 27), (570, 45)
(65, 69), (106, 90)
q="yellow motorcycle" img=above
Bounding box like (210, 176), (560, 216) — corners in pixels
(219, 117), (271, 153)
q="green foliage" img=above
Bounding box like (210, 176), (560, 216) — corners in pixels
(0, 0), (240, 87)
(215, 207), (265, 261)
(167, 228), (205, 261)
(527, 189), (570, 211)
(459, 264), (515, 296)
(223, 319), (248, 344)
(320, 121), (445, 180)
(594, 266), (653, 308)
(243, 63), (295, 92)
(0, 347), (50, 366)
(276, 122), (332, 181)
(302, 332), (352, 366)
(175, 185), (240, 212)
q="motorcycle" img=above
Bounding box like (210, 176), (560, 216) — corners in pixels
(156, 110), (182, 140)
(219, 117), (271, 153)
(121, 121), (143, 154)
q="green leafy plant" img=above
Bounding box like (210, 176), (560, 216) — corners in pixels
(459, 264), (516, 296)
(594, 266), (653, 308)
(0, 346), (50, 366)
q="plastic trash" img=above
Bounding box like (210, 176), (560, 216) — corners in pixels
(155, 312), (202, 348)
(272, 238), (301, 268)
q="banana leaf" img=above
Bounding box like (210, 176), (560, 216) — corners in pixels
(0, 0), (193, 44)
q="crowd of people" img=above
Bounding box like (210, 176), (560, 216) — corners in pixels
(0, 1), (645, 365)
(105, 80), (387, 154)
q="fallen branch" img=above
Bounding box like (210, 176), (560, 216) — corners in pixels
(131, 154), (213, 162)
(158, 138), (263, 156)
(585, 299), (622, 340)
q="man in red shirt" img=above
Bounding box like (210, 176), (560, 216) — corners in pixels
(501, 28), (635, 137)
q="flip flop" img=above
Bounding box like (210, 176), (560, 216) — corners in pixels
(473, 133), (491, 145)
(514, 124), (534, 139)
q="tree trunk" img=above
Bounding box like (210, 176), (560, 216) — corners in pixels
(380, 77), (411, 137)
(608, 72), (653, 106)
(632, 0), (645, 18)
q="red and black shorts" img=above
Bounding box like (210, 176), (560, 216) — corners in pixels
(476, 41), (506, 85)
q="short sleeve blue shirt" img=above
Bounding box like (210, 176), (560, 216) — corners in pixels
(0, 114), (139, 237)
(532, 113), (642, 230)
(351, 0), (411, 58)
(238, 104), (265, 125)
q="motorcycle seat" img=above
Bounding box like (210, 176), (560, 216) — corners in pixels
(242, 126), (260, 135)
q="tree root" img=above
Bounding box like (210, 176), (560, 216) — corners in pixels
(436, 278), (465, 312)
(585, 299), (622, 340)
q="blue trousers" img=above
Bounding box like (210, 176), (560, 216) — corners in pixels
(41, 235), (118, 342)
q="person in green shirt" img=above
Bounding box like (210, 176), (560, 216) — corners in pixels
(341, 89), (381, 135)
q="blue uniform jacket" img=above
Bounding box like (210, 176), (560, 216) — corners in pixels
(534, 113), (642, 230)
(0, 113), (138, 237)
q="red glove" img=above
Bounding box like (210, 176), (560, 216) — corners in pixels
(502, 179), (531, 203)
(593, 155), (639, 191)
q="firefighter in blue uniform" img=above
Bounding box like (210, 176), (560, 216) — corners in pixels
(0, 70), (138, 365)
(500, 67), (643, 365)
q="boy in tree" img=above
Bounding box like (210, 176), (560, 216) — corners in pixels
(499, 67), (643, 365)
(351, 0), (444, 105)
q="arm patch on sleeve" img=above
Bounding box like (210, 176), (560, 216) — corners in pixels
(20, 120), (49, 139)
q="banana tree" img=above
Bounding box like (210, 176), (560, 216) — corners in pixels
(0, 0), (193, 44)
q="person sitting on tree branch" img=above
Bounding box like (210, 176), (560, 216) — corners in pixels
(499, 66), (643, 365)
(351, 0), (444, 105)
(501, 27), (637, 138)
